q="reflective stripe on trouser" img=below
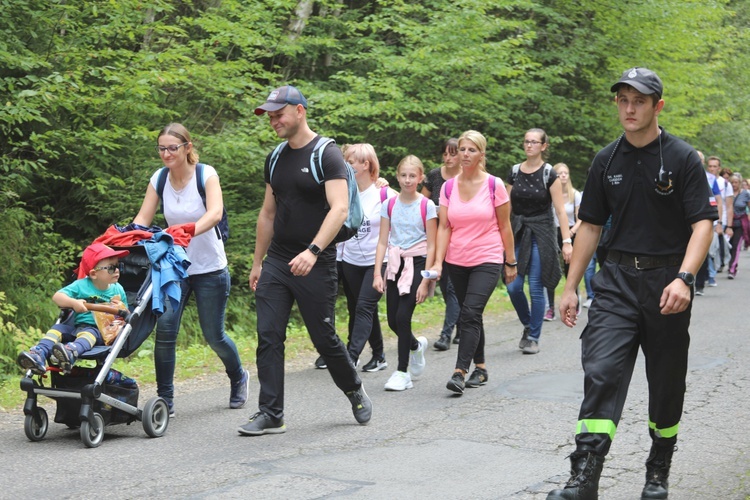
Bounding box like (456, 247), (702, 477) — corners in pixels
(575, 259), (691, 457)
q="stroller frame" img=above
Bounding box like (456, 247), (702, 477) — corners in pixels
(19, 245), (170, 448)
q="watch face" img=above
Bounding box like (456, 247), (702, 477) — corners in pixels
(679, 272), (694, 286)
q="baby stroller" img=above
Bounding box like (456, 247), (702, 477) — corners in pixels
(19, 244), (170, 448)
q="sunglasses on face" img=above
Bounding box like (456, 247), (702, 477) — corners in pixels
(94, 264), (122, 275)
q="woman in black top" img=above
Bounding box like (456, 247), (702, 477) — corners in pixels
(506, 128), (572, 354)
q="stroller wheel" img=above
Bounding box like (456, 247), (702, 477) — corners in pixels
(80, 412), (105, 448)
(24, 408), (48, 442)
(142, 397), (170, 438)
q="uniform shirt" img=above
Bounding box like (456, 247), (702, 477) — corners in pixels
(440, 176), (510, 267)
(506, 165), (558, 217)
(380, 195), (437, 250)
(264, 136), (347, 264)
(579, 128), (717, 256)
(149, 164), (227, 275)
(58, 278), (128, 327)
(341, 185), (397, 266)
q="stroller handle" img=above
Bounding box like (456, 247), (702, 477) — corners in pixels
(84, 303), (130, 318)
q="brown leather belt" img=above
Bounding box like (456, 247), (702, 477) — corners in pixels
(606, 249), (683, 270)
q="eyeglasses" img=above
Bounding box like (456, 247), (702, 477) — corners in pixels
(94, 264), (121, 274)
(523, 140), (543, 146)
(156, 143), (188, 154)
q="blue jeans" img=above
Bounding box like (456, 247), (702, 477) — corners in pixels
(154, 267), (243, 401)
(507, 237), (545, 341)
(584, 256), (596, 300)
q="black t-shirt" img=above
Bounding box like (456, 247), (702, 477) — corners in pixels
(423, 168), (446, 208)
(579, 128), (717, 256)
(263, 136), (348, 263)
(507, 163), (558, 217)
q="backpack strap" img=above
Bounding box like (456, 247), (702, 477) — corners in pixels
(488, 175), (496, 203)
(420, 196), (428, 228)
(387, 196), (397, 219)
(380, 186), (389, 203)
(310, 137), (336, 185)
(543, 163), (552, 187)
(195, 163), (206, 200)
(445, 178), (455, 200)
(511, 164), (521, 183)
(268, 141), (288, 184)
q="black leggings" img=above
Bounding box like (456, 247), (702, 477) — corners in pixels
(385, 256), (425, 372)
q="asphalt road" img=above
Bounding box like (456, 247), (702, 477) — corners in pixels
(1, 252), (749, 499)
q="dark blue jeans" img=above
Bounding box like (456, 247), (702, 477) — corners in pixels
(507, 237), (545, 341)
(255, 257), (361, 420)
(154, 267), (243, 401)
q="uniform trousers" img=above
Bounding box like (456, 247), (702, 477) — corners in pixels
(255, 256), (361, 420)
(576, 259), (691, 457)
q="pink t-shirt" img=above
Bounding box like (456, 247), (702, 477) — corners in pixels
(439, 176), (510, 267)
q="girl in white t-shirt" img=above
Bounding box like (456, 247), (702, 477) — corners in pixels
(133, 123), (247, 416)
(373, 155), (437, 391)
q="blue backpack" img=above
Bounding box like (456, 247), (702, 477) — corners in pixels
(268, 137), (364, 244)
(156, 163), (230, 242)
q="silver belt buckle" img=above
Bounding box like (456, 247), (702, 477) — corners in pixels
(634, 256), (641, 270)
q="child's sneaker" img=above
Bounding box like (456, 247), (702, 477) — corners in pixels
(52, 342), (78, 374)
(17, 348), (46, 375)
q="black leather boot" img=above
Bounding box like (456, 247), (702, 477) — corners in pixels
(641, 444), (675, 499)
(547, 451), (605, 500)
(433, 334), (451, 351)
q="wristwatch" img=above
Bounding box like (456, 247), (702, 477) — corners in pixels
(307, 243), (322, 256)
(676, 271), (695, 287)
(562, 238), (572, 244)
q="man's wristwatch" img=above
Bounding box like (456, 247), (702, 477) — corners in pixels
(676, 271), (695, 287)
(307, 243), (322, 256)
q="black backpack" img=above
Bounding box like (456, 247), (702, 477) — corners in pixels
(155, 163), (230, 242)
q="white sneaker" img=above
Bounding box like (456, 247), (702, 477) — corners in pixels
(409, 336), (428, 378)
(384, 370), (413, 391)
(583, 298), (593, 308)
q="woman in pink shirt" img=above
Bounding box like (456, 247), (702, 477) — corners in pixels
(430, 130), (516, 395)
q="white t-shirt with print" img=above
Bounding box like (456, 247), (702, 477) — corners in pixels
(342, 185), (396, 266)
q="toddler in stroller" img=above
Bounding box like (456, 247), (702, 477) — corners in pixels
(19, 241), (170, 447)
(18, 243), (134, 376)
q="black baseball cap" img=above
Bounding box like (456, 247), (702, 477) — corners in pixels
(610, 67), (663, 98)
(254, 85), (308, 116)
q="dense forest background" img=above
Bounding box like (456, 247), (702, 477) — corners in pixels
(1, 0), (748, 376)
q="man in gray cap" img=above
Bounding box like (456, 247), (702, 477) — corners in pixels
(546, 68), (716, 499)
(240, 85), (372, 436)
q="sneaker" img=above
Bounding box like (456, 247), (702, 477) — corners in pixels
(583, 298), (593, 308)
(17, 349), (46, 375)
(433, 335), (451, 351)
(518, 326), (531, 350)
(345, 385), (372, 424)
(238, 411), (286, 436)
(728, 272), (736, 279)
(362, 356), (388, 372)
(408, 336), (428, 378)
(52, 342), (78, 374)
(544, 308), (555, 321)
(314, 356), (327, 369)
(229, 369), (249, 409)
(708, 278), (718, 287)
(446, 372), (465, 394)
(165, 398), (176, 418)
(452, 334), (461, 345)
(465, 367), (488, 388)
(695, 288), (704, 296)
(384, 370), (413, 391)
(717, 266), (724, 273)
(522, 340), (540, 355)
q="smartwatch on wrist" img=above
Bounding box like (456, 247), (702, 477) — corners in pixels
(676, 271), (695, 287)
(307, 243), (322, 256)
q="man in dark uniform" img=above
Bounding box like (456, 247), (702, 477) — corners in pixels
(547, 68), (716, 499)
(239, 85), (372, 436)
